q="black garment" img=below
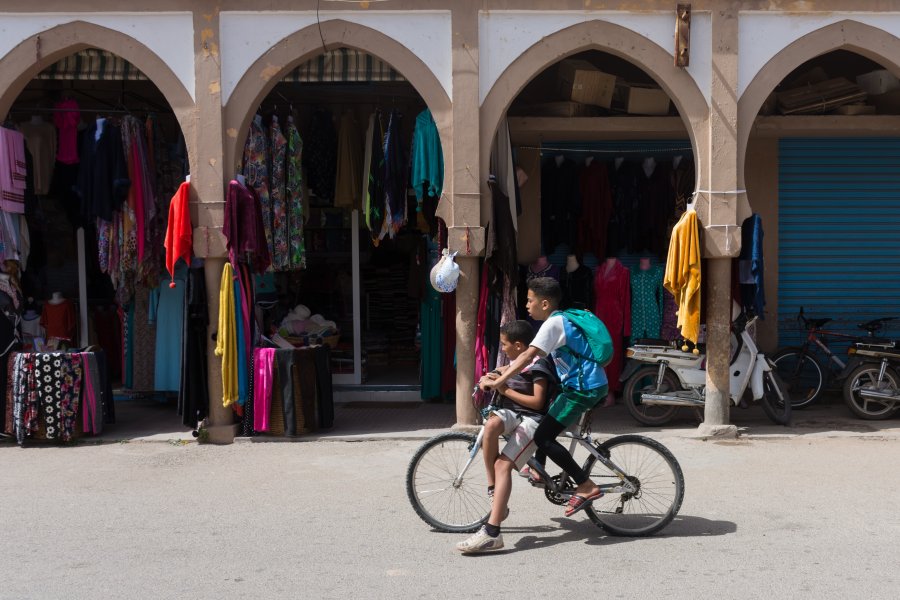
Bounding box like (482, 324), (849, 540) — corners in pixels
(532, 414), (591, 485)
(302, 109), (337, 204)
(93, 349), (115, 424)
(607, 161), (639, 256)
(559, 265), (594, 310)
(636, 161), (674, 257)
(485, 175), (519, 293)
(500, 356), (557, 420)
(312, 345), (333, 429)
(383, 109), (406, 227)
(274, 349), (298, 436)
(75, 121), (130, 222)
(178, 266), (209, 429)
(540, 158), (580, 254)
(366, 111), (386, 237)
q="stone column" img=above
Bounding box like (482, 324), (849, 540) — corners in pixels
(448, 1), (483, 429)
(191, 6), (235, 443)
(697, 5), (741, 437)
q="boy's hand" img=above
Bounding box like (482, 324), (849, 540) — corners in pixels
(478, 372), (499, 391)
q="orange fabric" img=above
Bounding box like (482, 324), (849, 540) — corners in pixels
(41, 300), (77, 342)
(164, 181), (193, 285)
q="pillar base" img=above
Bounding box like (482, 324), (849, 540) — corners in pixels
(694, 423), (739, 440)
(451, 422), (481, 434)
(199, 423), (239, 445)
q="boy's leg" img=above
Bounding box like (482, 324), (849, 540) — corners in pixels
(487, 456), (516, 526)
(482, 415), (504, 488)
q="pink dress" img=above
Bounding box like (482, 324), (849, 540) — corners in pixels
(53, 99), (81, 164)
(593, 260), (631, 393)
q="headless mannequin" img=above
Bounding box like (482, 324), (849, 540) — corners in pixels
(531, 255), (549, 272)
(566, 254), (580, 273)
(642, 157), (657, 178)
(30, 115), (44, 125)
(614, 157), (625, 171)
(585, 156), (594, 167)
(603, 256), (618, 276)
(673, 155), (683, 169)
(236, 173), (246, 186)
(95, 117), (106, 142)
(554, 154), (564, 167)
(49, 291), (65, 305)
(639, 257), (652, 271)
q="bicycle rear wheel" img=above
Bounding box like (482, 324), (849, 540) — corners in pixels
(582, 435), (684, 536)
(770, 347), (824, 408)
(406, 432), (490, 533)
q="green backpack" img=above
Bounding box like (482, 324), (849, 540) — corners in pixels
(553, 309), (614, 367)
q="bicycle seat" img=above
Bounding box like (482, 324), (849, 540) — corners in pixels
(807, 317), (831, 329)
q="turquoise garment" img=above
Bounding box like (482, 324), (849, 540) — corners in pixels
(149, 267), (186, 392)
(630, 265), (665, 339)
(410, 108), (443, 208)
(234, 278), (249, 406)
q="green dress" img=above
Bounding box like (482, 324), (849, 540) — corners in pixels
(630, 265), (665, 339)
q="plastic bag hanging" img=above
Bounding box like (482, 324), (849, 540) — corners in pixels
(430, 249), (460, 293)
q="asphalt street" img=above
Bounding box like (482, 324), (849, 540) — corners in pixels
(2, 432), (899, 600)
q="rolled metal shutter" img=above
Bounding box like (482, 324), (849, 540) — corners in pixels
(778, 137), (900, 348)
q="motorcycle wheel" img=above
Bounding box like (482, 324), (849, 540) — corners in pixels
(842, 364), (900, 420)
(770, 347), (825, 409)
(623, 366), (682, 426)
(760, 370), (792, 426)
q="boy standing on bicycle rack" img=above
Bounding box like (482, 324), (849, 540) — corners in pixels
(456, 320), (557, 554)
(483, 277), (610, 519)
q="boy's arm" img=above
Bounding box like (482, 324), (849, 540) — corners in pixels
(484, 345), (543, 390)
(497, 377), (549, 411)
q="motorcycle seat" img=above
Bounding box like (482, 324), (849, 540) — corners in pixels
(633, 338), (672, 347)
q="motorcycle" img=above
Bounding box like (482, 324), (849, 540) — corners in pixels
(842, 341), (900, 420)
(620, 312), (791, 426)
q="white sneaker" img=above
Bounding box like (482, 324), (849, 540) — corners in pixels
(456, 526), (504, 554)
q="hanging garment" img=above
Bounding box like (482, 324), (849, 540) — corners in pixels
(131, 285), (157, 392)
(75, 120), (130, 222)
(178, 266), (208, 428)
(149, 270), (186, 392)
(664, 210), (701, 344)
(411, 108), (444, 212)
(661, 289), (681, 342)
(472, 265), (490, 406)
(631, 264), (665, 339)
(485, 175), (519, 291)
(302, 109), (337, 204)
(636, 160), (675, 257)
(489, 118), (517, 231)
(334, 112), (362, 208)
(18, 119), (57, 195)
(215, 262), (238, 407)
(41, 299), (76, 342)
(223, 179), (271, 273)
(670, 156), (695, 226)
(53, 98), (81, 164)
(164, 181), (192, 286)
(364, 112), (386, 239)
(576, 160), (613, 260)
(81, 352), (103, 435)
(594, 259), (631, 393)
(382, 109), (407, 239)
(607, 161), (640, 257)
(285, 117), (306, 270)
(540, 157), (580, 255)
(0, 127), (27, 214)
(268, 116), (289, 270)
(242, 114), (273, 267)
(233, 275), (248, 406)
(253, 347), (276, 432)
(739, 214), (765, 318)
(560, 264), (594, 310)
(420, 237), (443, 400)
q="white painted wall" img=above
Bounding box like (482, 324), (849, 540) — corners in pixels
(739, 12), (900, 98)
(0, 12), (195, 100)
(478, 10), (712, 105)
(219, 10), (452, 105)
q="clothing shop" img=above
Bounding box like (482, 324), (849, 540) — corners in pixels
(223, 48), (452, 438)
(0, 48), (203, 444)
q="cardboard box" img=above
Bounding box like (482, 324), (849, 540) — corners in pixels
(526, 101), (597, 117)
(870, 89), (900, 114)
(625, 85), (671, 115)
(557, 59), (617, 108)
(834, 104), (876, 116)
(856, 69), (900, 95)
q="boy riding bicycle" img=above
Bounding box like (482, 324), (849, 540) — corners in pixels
(456, 320), (557, 554)
(483, 277), (610, 519)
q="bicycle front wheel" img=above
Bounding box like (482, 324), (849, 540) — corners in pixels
(582, 435), (684, 537)
(406, 432), (490, 533)
(770, 347), (824, 408)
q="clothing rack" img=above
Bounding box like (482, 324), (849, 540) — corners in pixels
(520, 145), (693, 155)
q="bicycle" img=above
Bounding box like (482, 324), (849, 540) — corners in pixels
(771, 307), (895, 408)
(406, 406), (685, 537)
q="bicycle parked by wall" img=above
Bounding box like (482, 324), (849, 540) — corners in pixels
(770, 307), (896, 408)
(406, 407), (685, 537)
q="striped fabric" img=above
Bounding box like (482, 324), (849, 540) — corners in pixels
(36, 49), (147, 81)
(35, 47), (403, 84)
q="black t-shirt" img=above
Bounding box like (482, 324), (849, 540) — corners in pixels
(500, 356), (558, 420)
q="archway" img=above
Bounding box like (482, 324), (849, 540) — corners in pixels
(1, 30), (202, 441)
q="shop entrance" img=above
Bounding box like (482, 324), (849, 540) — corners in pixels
(1, 48), (197, 442)
(243, 49), (451, 402)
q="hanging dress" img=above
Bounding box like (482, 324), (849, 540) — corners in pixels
(285, 117), (307, 270)
(242, 114), (273, 268)
(269, 116), (289, 271)
(593, 259), (631, 393)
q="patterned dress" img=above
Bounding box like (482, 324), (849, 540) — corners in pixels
(285, 118), (307, 270)
(630, 265), (665, 339)
(269, 116), (289, 270)
(242, 115), (273, 269)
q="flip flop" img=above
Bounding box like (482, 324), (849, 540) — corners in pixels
(564, 491), (604, 517)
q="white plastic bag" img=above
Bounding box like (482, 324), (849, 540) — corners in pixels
(430, 249), (460, 293)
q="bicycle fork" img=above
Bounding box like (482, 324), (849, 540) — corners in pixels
(452, 427), (485, 487)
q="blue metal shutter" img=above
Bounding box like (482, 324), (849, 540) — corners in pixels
(778, 138), (900, 348)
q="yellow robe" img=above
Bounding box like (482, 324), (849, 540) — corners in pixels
(215, 262), (239, 406)
(664, 210), (701, 344)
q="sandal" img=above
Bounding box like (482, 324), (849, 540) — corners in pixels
(564, 491), (603, 517)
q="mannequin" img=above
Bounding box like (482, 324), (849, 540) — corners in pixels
(530, 255), (550, 273)
(555, 154), (565, 167)
(49, 291), (65, 305)
(614, 157), (625, 170)
(642, 156), (656, 178)
(639, 257), (652, 271)
(560, 255), (593, 310)
(95, 117), (106, 141)
(594, 256), (631, 405)
(41, 292), (76, 343)
(673, 154), (683, 169)
(565, 254), (580, 273)
(631, 256), (665, 342)
(585, 156), (594, 166)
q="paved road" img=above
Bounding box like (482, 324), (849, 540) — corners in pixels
(2, 435), (898, 599)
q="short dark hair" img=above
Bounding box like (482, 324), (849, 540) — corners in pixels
(500, 320), (535, 345)
(527, 276), (562, 307)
